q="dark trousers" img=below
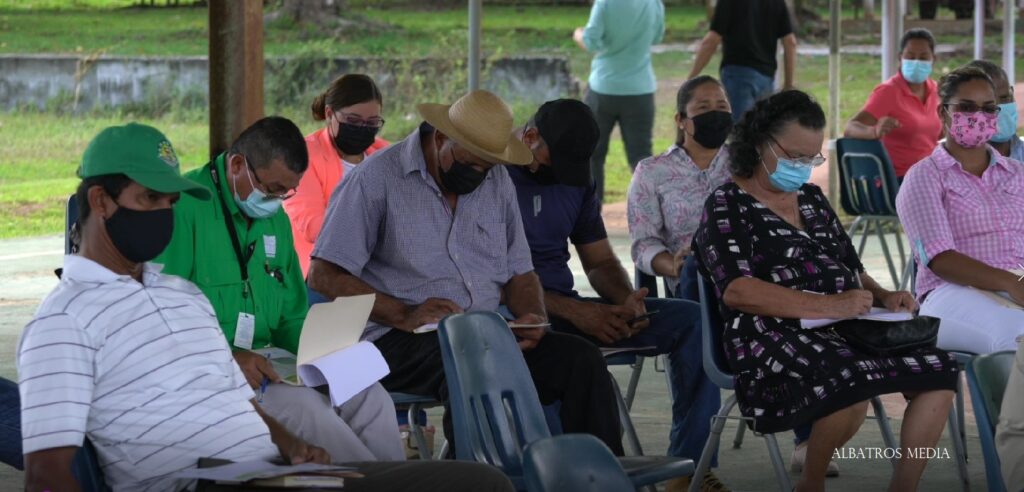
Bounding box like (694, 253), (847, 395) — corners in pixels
(0, 378), (22, 470)
(584, 90), (655, 202)
(374, 329), (624, 456)
(550, 297), (719, 465)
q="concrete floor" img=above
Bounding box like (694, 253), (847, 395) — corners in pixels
(0, 229), (998, 490)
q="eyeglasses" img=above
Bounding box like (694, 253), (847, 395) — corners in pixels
(335, 111), (386, 129)
(246, 160), (297, 201)
(944, 102), (1001, 115)
(770, 137), (826, 168)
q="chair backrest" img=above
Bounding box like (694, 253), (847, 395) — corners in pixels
(633, 269), (674, 299)
(697, 275), (734, 389)
(967, 352), (1015, 433)
(65, 194), (79, 255)
(966, 351), (1015, 492)
(438, 312), (552, 477)
(522, 434), (633, 492)
(834, 138), (900, 217)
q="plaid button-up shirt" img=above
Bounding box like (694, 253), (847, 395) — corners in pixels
(896, 144), (1024, 298)
(312, 123), (535, 341)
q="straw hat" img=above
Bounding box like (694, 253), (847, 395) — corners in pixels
(417, 90), (533, 165)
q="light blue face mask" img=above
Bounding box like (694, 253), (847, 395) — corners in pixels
(900, 59), (932, 84)
(991, 102), (1019, 143)
(233, 160), (283, 219)
(762, 144), (815, 192)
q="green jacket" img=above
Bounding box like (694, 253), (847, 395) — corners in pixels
(156, 153), (307, 354)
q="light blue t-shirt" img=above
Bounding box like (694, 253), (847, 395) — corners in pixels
(582, 0), (664, 96)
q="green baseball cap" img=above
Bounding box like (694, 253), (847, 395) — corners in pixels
(79, 123), (210, 200)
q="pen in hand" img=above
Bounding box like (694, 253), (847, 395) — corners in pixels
(258, 376), (269, 403)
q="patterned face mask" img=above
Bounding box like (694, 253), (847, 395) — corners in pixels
(947, 111), (998, 149)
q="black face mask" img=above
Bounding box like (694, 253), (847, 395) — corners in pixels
(439, 150), (488, 195)
(688, 110), (733, 149)
(333, 122), (380, 156)
(105, 205), (174, 263)
(530, 164), (559, 185)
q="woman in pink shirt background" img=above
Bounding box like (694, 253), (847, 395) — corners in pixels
(285, 74), (389, 276)
(896, 66), (1024, 355)
(845, 29), (942, 179)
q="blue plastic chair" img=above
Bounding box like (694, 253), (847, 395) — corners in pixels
(834, 138), (908, 287)
(966, 351), (1015, 492)
(689, 275), (902, 492)
(437, 311), (694, 490)
(523, 434), (634, 492)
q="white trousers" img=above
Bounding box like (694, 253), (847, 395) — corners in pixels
(260, 382), (405, 462)
(921, 283), (1024, 354)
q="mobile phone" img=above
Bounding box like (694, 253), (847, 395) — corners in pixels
(627, 310), (660, 325)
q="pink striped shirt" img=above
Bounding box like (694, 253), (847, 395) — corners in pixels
(896, 144), (1024, 298)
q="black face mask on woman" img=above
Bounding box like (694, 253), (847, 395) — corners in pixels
(688, 110), (733, 149)
(333, 122), (380, 156)
(105, 204), (175, 263)
(439, 150), (488, 195)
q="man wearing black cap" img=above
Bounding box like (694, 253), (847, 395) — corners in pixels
(510, 99), (728, 492)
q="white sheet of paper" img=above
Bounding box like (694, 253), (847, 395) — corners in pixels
(170, 460), (355, 482)
(297, 294), (375, 366)
(297, 341), (390, 406)
(800, 307), (914, 329)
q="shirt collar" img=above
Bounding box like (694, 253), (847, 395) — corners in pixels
(212, 153), (243, 218)
(932, 143), (1018, 174)
(894, 73), (936, 100)
(61, 255), (164, 285)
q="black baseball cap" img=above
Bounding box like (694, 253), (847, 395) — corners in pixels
(532, 99), (599, 187)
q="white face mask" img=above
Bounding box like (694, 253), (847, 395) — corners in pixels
(232, 158), (283, 219)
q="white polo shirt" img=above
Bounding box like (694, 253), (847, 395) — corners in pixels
(18, 255), (278, 491)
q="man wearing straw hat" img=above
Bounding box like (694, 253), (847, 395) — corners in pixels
(308, 90), (624, 455)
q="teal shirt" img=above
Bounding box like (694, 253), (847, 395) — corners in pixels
(155, 153), (308, 355)
(582, 0), (664, 96)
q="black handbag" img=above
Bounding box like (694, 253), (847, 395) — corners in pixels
(829, 315), (940, 357)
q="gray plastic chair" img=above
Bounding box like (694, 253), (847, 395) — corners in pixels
(523, 434), (634, 492)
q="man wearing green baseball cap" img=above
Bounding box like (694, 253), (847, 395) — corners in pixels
(19, 123), (515, 492)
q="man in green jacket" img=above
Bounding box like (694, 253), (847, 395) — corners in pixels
(156, 116), (404, 462)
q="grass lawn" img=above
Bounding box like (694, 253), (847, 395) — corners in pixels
(0, 2), (999, 238)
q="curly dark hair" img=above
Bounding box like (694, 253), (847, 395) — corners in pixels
(728, 90), (826, 178)
(938, 66), (996, 107)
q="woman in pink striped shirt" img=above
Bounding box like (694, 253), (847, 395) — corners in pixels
(896, 66), (1024, 354)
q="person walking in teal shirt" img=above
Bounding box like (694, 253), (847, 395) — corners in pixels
(574, 0), (664, 202)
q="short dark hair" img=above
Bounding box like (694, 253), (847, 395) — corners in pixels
(900, 28), (936, 55)
(728, 90), (826, 178)
(938, 66), (995, 106)
(228, 116), (309, 175)
(310, 74), (383, 121)
(72, 174), (132, 251)
(964, 59), (1007, 85)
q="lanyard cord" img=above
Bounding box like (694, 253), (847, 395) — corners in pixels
(210, 165), (255, 297)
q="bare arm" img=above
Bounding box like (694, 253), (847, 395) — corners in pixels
(25, 447), (81, 492)
(722, 277), (873, 320)
(781, 33), (797, 89)
(307, 258), (462, 333)
(504, 271), (547, 320)
(844, 110), (883, 139)
(578, 239), (634, 305)
(688, 31), (722, 79)
(930, 251), (1024, 298)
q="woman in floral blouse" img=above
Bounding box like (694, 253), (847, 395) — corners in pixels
(628, 76), (733, 301)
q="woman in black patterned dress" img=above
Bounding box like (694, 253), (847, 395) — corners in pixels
(692, 90), (958, 492)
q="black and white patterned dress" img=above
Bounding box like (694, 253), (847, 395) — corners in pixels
(692, 182), (958, 433)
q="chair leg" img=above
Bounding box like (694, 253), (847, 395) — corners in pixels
(893, 223), (907, 272)
(624, 356), (646, 412)
(435, 439), (449, 460)
(899, 254), (915, 291)
(956, 374), (968, 463)
(947, 404), (970, 491)
(870, 396), (899, 469)
(762, 432), (793, 492)
(848, 216), (868, 256)
(873, 219), (901, 288)
(611, 374), (644, 456)
(407, 403), (432, 460)
(688, 394), (738, 492)
(732, 421), (746, 449)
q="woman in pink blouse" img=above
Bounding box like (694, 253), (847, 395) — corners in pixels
(284, 74), (389, 277)
(628, 76), (732, 301)
(896, 66), (1024, 354)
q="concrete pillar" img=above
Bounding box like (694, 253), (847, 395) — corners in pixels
(1005, 0), (1016, 85)
(468, 0), (482, 93)
(208, 0), (264, 159)
(881, 0), (902, 80)
(974, 0), (985, 59)
(828, 0), (842, 208)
